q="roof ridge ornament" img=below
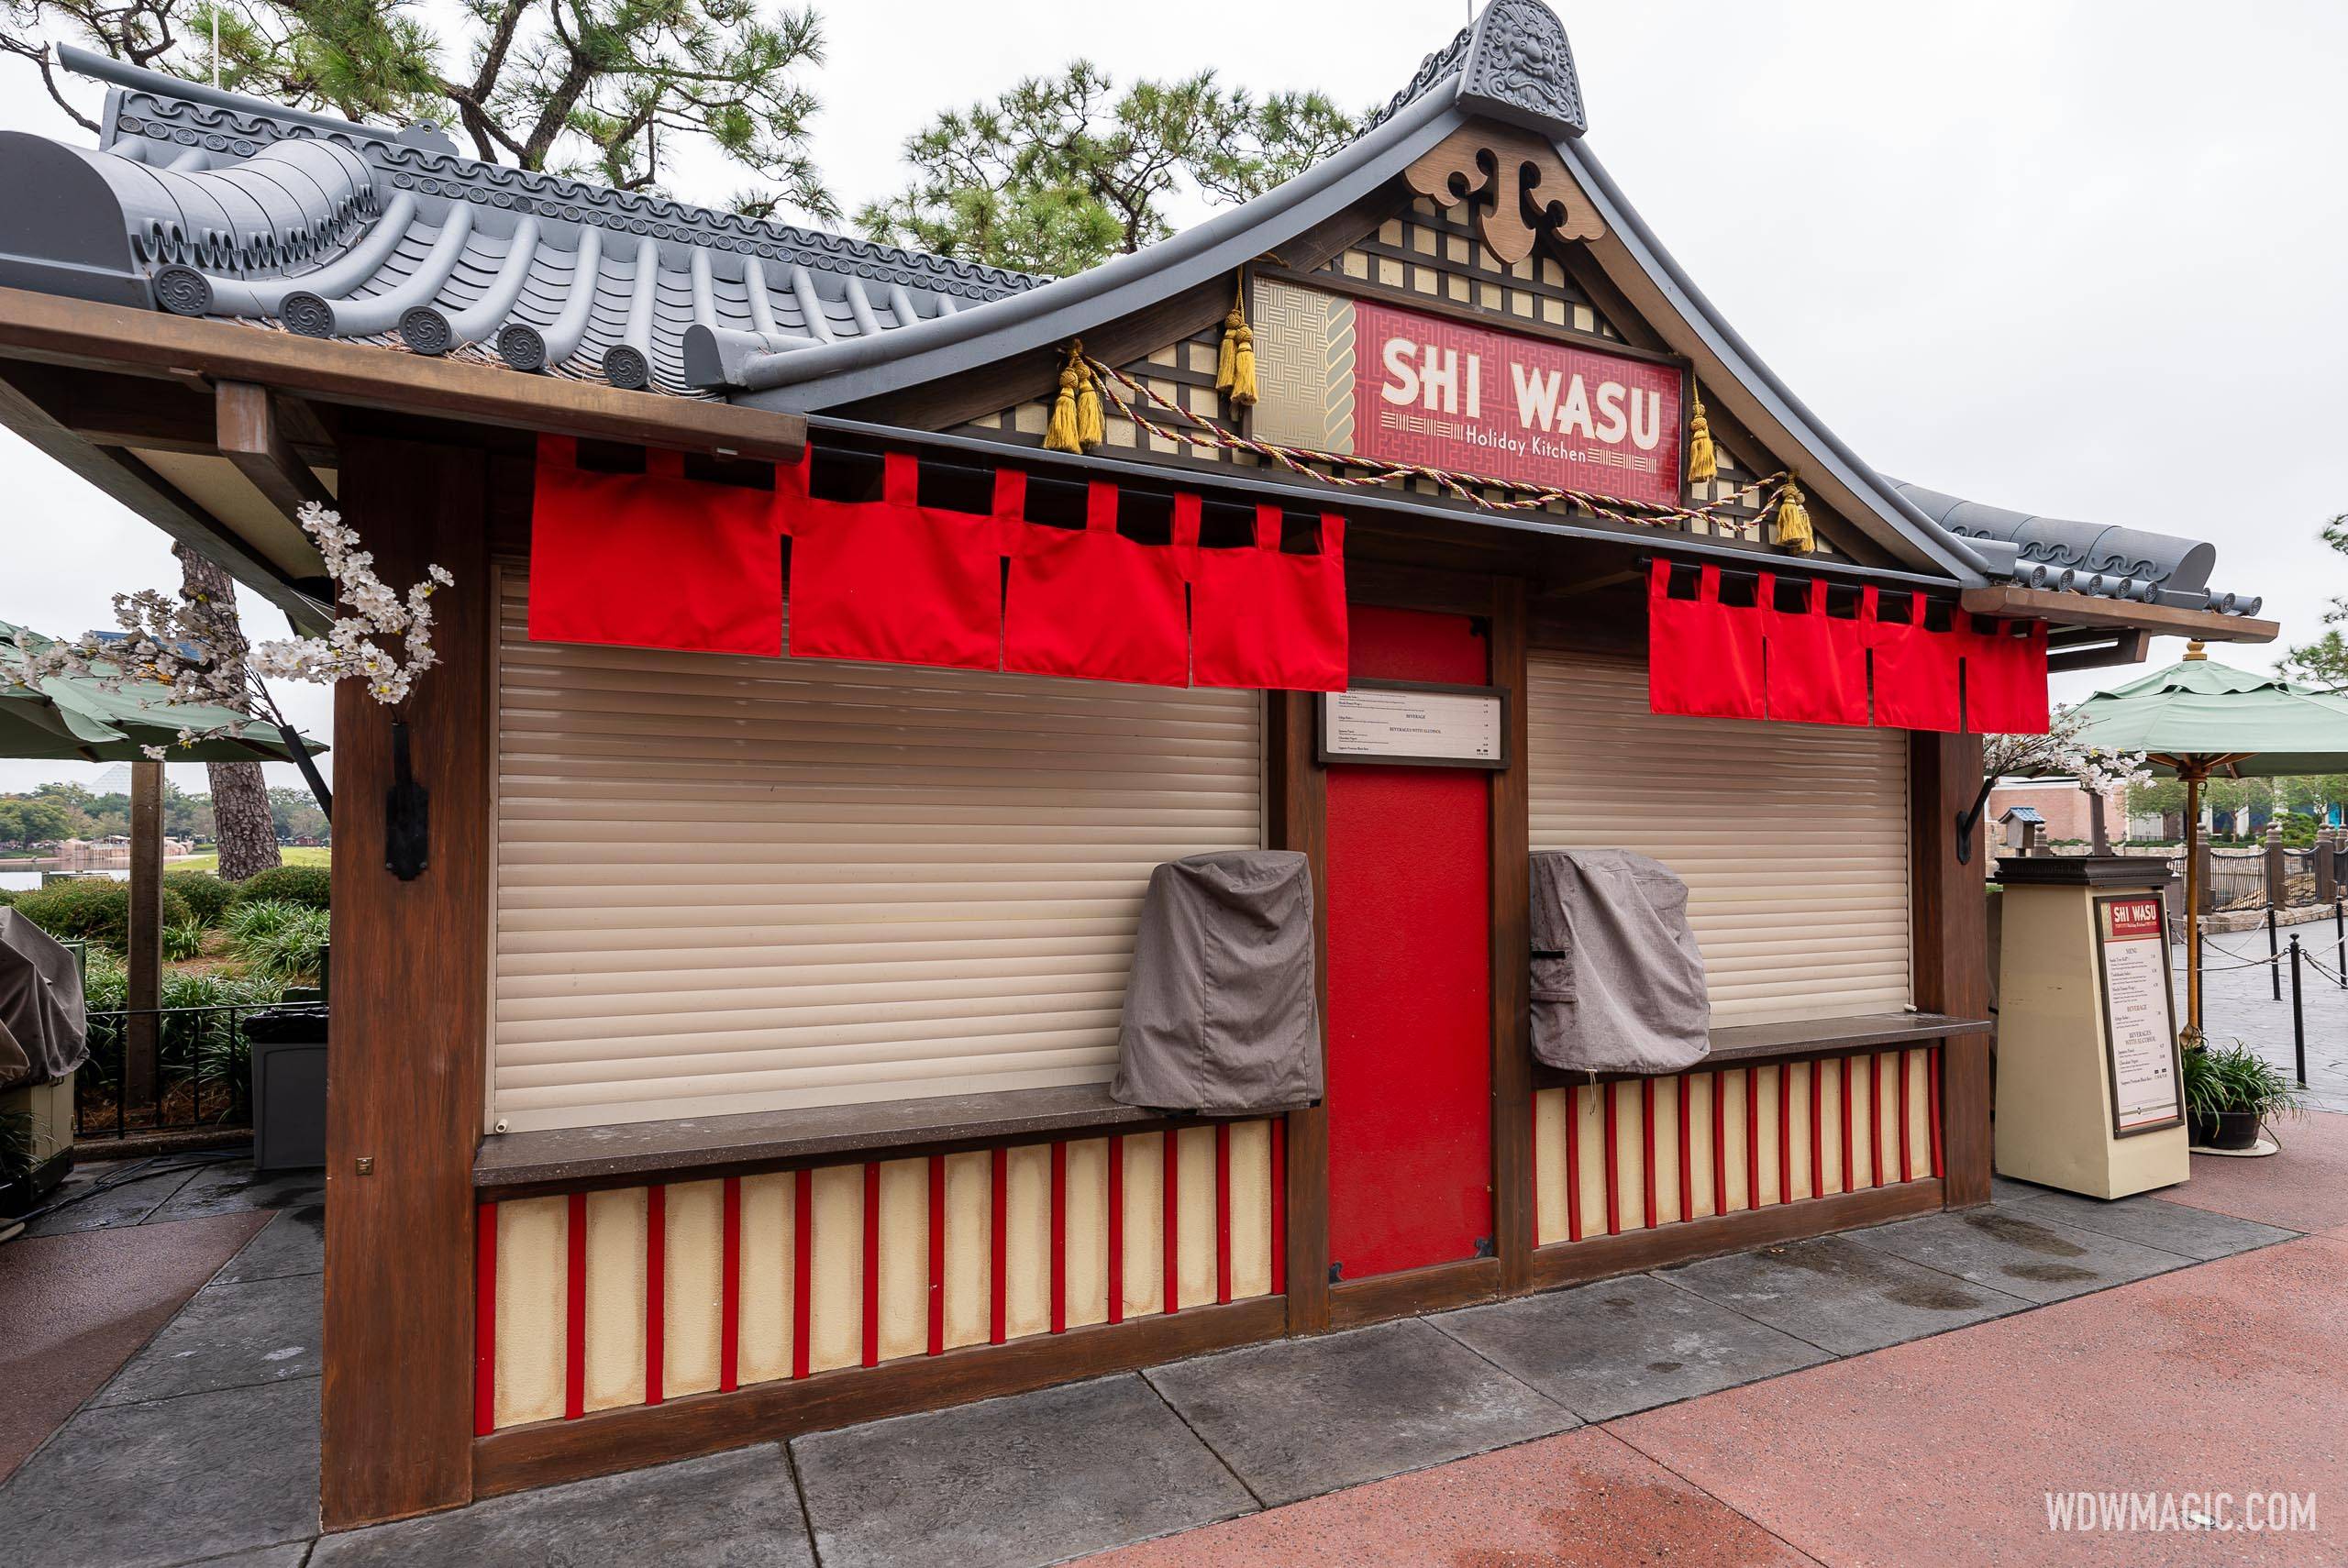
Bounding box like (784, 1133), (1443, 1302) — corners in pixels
(1456, 0), (1587, 139)
(1364, 0), (1586, 143)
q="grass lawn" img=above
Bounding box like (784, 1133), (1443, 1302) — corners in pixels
(171, 845), (332, 873)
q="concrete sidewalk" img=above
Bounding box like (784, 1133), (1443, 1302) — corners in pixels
(6, 1116), (2342, 1567)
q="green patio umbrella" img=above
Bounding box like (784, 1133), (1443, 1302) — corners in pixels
(2071, 645), (2348, 1043)
(0, 620), (322, 764)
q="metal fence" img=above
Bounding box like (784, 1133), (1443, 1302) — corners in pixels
(74, 999), (327, 1141)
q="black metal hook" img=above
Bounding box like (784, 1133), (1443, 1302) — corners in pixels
(385, 717), (429, 880)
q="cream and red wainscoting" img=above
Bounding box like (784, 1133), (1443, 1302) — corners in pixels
(475, 1121), (1284, 1432)
(1534, 1047), (1942, 1246)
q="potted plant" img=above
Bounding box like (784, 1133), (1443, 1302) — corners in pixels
(2183, 1042), (2300, 1152)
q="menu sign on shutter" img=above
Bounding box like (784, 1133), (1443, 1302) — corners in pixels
(2095, 894), (2184, 1136)
(1317, 681), (1509, 768)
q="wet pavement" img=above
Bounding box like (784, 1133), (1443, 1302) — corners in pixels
(3, 1130), (2331, 1567)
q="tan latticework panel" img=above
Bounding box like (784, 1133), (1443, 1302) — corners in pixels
(1249, 278), (1356, 454)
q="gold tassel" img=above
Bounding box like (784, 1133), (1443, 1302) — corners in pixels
(1775, 474), (1816, 555)
(1218, 277), (1258, 407)
(1044, 356), (1081, 454)
(1686, 393), (1717, 486)
(1075, 350), (1104, 450)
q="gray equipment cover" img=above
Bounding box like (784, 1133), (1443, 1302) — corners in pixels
(1530, 849), (1711, 1076)
(1112, 851), (1323, 1113)
(0, 908), (88, 1089)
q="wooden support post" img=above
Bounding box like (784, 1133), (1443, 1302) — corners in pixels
(2265, 821), (2288, 909)
(1912, 732), (1991, 1208)
(321, 435), (492, 1529)
(2317, 830), (2339, 906)
(1268, 690), (1329, 1333)
(1487, 578), (1533, 1295)
(125, 757), (164, 1111)
(2193, 833), (2213, 914)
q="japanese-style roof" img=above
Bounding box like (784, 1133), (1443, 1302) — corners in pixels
(0, 6), (2263, 626)
(1, 45), (1041, 393)
(1888, 480), (2258, 618)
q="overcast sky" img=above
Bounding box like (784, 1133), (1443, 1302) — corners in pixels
(3, 0), (2341, 795)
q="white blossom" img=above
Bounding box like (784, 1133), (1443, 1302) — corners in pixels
(21, 500), (450, 755)
(1983, 706), (2153, 795)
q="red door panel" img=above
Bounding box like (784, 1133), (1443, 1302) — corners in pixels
(1324, 605), (1492, 1281)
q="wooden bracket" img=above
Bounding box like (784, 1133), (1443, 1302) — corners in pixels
(217, 380), (337, 522)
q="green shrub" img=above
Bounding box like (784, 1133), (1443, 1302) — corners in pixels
(224, 899), (331, 982)
(161, 918), (205, 962)
(231, 864), (330, 911)
(0, 888), (17, 908)
(163, 870), (237, 926)
(12, 878), (193, 952)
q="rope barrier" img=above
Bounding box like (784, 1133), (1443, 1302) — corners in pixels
(1082, 353), (1790, 534)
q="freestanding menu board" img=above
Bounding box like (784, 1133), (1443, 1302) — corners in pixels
(2095, 894), (2184, 1137)
(1994, 857), (2191, 1199)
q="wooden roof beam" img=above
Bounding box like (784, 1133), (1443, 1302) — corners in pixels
(0, 286), (805, 465)
(217, 380), (337, 522)
(1961, 583), (2276, 645)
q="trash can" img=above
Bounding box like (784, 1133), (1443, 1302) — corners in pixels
(244, 1006), (328, 1173)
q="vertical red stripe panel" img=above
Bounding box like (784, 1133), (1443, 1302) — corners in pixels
(1640, 1079), (1658, 1230)
(1162, 1131), (1181, 1316)
(1808, 1063), (1823, 1203)
(644, 1185), (666, 1407)
(1676, 1077), (1693, 1224)
(1107, 1134), (1126, 1324)
(563, 1192), (586, 1420)
(1870, 1053), (1886, 1187)
(791, 1168), (813, 1380)
(989, 1147), (1009, 1345)
(1842, 1055), (1858, 1195)
(1929, 1046), (1947, 1178)
(1049, 1142), (1069, 1334)
(1563, 1088), (1583, 1242)
(473, 1202), (496, 1438)
(1898, 1049), (1915, 1182)
(1710, 1072), (1727, 1219)
(926, 1156), (946, 1357)
(1268, 1121), (1287, 1295)
(718, 1179), (741, 1394)
(1602, 1085), (1622, 1237)
(860, 1163), (880, 1368)
(1744, 1069), (1760, 1211)
(1213, 1123), (1233, 1305)
(1777, 1066), (1793, 1205)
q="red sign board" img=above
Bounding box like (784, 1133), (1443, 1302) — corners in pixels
(2105, 898), (2164, 942)
(1351, 299), (1685, 508)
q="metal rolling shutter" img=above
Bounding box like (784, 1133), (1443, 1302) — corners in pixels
(491, 570), (1264, 1133)
(1527, 650), (1911, 1024)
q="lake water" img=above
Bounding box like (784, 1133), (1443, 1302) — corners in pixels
(1, 868), (128, 890)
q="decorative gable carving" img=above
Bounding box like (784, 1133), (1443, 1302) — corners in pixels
(1403, 123), (1604, 267)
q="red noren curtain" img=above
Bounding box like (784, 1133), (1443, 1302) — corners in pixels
(1003, 479), (1192, 687)
(1191, 504), (1347, 691)
(784, 450), (1002, 671)
(527, 436), (784, 656)
(1964, 615), (2050, 734)
(1866, 587), (1962, 732)
(1762, 573), (1869, 726)
(1648, 559), (1764, 720)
